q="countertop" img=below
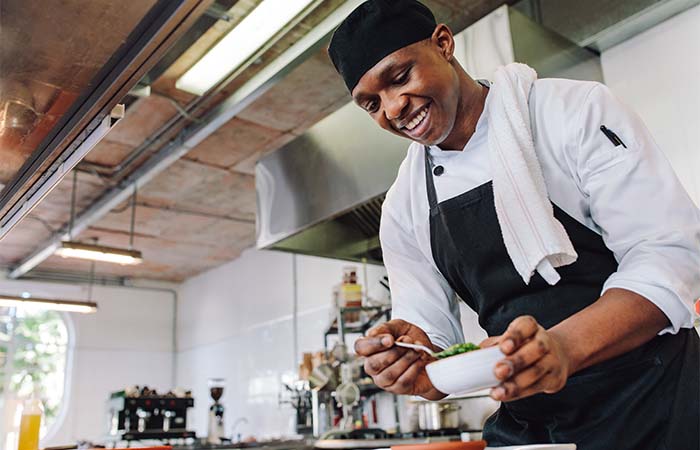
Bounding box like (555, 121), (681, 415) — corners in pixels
(174, 440), (314, 450)
(173, 439), (575, 450)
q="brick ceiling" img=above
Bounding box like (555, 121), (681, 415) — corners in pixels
(1, 0), (509, 281)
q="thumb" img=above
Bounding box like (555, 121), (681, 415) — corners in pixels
(367, 319), (410, 339)
(479, 335), (502, 348)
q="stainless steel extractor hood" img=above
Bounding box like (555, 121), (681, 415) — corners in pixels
(256, 1), (684, 263)
(256, 101), (407, 263)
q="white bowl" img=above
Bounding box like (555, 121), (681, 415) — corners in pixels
(426, 346), (505, 395)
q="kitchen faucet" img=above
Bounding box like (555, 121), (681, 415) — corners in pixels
(231, 417), (249, 442)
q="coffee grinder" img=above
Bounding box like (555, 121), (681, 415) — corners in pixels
(207, 378), (226, 444)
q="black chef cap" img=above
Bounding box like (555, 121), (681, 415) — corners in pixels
(328, 0), (437, 93)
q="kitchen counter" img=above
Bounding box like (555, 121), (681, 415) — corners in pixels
(174, 440), (314, 450)
(174, 440), (575, 450)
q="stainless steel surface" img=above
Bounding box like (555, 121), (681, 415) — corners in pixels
(514, 0), (699, 52)
(255, 100), (406, 262)
(417, 402), (461, 431)
(508, 8), (603, 83)
(0, 113), (120, 241)
(0, 0), (205, 239)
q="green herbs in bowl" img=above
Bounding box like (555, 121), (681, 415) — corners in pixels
(434, 342), (480, 359)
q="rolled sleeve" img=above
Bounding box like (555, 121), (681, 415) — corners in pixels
(577, 84), (700, 334)
(380, 205), (464, 350)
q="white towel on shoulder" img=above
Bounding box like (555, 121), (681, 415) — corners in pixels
(487, 63), (577, 285)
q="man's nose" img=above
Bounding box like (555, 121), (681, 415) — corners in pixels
(383, 94), (408, 122)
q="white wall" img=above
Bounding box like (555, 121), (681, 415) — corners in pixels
(0, 277), (176, 446)
(175, 247), (494, 440)
(601, 5), (700, 205)
(175, 249), (389, 440)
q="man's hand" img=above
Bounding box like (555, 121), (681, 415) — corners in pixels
(355, 319), (446, 400)
(481, 315), (571, 402)
(482, 290), (669, 402)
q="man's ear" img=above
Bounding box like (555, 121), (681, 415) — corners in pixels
(432, 24), (455, 62)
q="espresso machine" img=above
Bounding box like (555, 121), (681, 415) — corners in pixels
(105, 387), (195, 442)
(207, 378), (226, 444)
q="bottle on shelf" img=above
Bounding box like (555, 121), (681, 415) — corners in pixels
(339, 267), (362, 323)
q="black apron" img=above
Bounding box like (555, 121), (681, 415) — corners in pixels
(423, 149), (700, 450)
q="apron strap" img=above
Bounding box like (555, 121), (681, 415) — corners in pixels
(423, 146), (439, 212)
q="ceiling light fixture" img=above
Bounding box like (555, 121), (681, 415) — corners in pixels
(55, 177), (143, 266)
(176, 0), (318, 95)
(55, 241), (143, 265)
(0, 295), (97, 314)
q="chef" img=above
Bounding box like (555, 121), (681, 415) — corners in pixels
(327, 1), (700, 449)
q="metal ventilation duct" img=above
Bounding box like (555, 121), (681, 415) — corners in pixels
(255, 98), (405, 263)
(513, 0), (699, 52)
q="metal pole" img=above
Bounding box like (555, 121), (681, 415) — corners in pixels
(88, 261), (95, 302)
(292, 254), (299, 370)
(362, 257), (368, 305)
(129, 185), (137, 249)
(69, 171), (78, 240)
(336, 306), (346, 346)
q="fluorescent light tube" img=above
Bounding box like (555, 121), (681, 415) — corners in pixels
(55, 241), (143, 265)
(176, 0), (316, 95)
(0, 295), (97, 314)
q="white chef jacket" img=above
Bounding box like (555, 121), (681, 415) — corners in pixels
(380, 77), (700, 351)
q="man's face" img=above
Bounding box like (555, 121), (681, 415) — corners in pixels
(351, 30), (459, 147)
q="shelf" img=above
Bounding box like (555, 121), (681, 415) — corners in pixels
(324, 306), (391, 336)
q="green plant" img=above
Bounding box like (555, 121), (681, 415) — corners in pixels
(1, 307), (68, 436)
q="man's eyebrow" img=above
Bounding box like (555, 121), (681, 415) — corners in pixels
(353, 91), (372, 104)
(378, 59), (413, 81)
(353, 59), (414, 103)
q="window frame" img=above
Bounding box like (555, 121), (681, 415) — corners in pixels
(0, 306), (74, 447)
(40, 310), (75, 445)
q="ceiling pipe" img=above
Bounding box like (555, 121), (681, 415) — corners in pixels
(0, 0), (209, 233)
(0, 111), (123, 241)
(8, 0), (367, 279)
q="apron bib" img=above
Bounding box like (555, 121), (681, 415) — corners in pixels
(423, 148), (699, 450)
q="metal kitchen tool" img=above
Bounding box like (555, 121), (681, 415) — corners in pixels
(395, 341), (438, 357)
(416, 401), (461, 430)
(309, 363), (338, 391)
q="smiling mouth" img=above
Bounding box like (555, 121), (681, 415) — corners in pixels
(402, 104), (430, 132)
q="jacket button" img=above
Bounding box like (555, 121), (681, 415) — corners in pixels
(433, 165), (444, 176)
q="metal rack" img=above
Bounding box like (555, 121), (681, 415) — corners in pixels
(323, 306), (391, 352)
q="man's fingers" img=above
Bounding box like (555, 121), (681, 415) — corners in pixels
(363, 347), (404, 375)
(385, 356), (426, 393)
(491, 353), (563, 402)
(500, 362), (549, 397)
(366, 323), (393, 338)
(355, 334), (394, 356)
(493, 378), (545, 402)
(494, 331), (550, 380)
(367, 319), (410, 338)
(479, 335), (502, 348)
(500, 315), (540, 355)
(373, 349), (422, 389)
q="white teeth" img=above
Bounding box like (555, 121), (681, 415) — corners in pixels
(405, 106), (428, 131)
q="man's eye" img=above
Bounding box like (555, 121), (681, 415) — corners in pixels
(394, 69), (410, 85)
(365, 100), (378, 113)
